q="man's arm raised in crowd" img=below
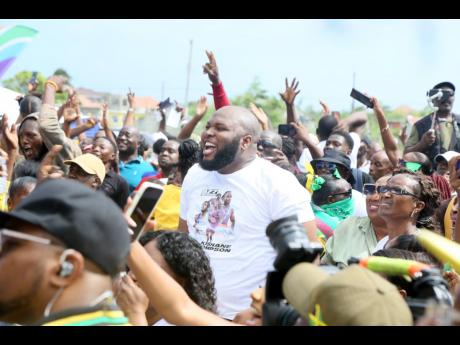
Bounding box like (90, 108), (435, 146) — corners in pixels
(123, 89), (136, 128)
(280, 77), (300, 124)
(203, 50), (230, 110)
(291, 121), (323, 159)
(128, 241), (236, 326)
(177, 96), (208, 140)
(0, 114), (18, 181)
(100, 103), (117, 145)
(38, 76), (82, 172)
(369, 96), (400, 167)
(249, 103), (270, 131)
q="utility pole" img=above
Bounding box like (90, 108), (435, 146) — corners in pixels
(184, 39), (193, 111)
(351, 72), (356, 113)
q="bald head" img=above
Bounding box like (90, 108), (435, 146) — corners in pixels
(369, 150), (393, 181)
(117, 126), (141, 157)
(214, 106), (262, 142)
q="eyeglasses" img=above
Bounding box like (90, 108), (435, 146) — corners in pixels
(363, 183), (377, 196)
(0, 228), (53, 254)
(315, 161), (337, 172)
(377, 185), (419, 199)
(330, 189), (352, 199)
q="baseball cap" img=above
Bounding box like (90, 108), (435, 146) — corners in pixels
(434, 151), (460, 165)
(64, 153), (106, 182)
(311, 149), (352, 171)
(0, 179), (130, 276)
(283, 263), (413, 325)
(433, 81), (455, 92)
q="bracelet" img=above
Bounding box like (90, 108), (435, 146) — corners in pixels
(381, 125), (390, 133)
(45, 80), (59, 91)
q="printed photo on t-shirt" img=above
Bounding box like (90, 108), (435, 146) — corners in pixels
(191, 187), (236, 251)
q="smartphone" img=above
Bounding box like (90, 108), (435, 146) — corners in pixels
(278, 124), (296, 137)
(350, 88), (374, 108)
(456, 160), (460, 171)
(29, 71), (38, 84)
(125, 182), (164, 241)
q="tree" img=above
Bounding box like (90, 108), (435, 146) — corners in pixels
(53, 68), (72, 85)
(2, 70), (47, 95)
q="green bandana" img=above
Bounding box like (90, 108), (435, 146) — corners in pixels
(333, 168), (342, 179)
(311, 176), (326, 191)
(405, 162), (422, 172)
(320, 197), (354, 221)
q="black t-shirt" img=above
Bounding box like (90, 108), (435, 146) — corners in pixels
(100, 171), (129, 209)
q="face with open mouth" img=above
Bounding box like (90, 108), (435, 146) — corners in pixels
(19, 119), (45, 161)
(199, 114), (242, 172)
(365, 175), (391, 218)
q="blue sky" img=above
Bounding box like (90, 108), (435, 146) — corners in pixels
(2, 19), (460, 112)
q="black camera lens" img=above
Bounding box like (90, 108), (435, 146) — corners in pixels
(266, 215), (323, 271)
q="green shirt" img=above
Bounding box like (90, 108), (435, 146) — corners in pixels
(321, 216), (378, 267)
(405, 114), (453, 151)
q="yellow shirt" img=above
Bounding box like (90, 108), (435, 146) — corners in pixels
(153, 184), (181, 231)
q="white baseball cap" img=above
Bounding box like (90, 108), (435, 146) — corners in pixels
(434, 151), (460, 164)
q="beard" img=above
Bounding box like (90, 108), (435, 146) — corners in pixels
(199, 137), (240, 171)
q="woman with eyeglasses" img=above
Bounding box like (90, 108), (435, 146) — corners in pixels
(377, 168), (440, 247)
(322, 175), (391, 267)
(310, 174), (354, 239)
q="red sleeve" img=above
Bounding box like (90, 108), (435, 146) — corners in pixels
(211, 82), (230, 110)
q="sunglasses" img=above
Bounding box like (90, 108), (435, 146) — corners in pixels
(331, 189), (352, 199)
(315, 161), (337, 172)
(377, 185), (419, 199)
(363, 183), (377, 196)
(0, 228), (54, 254)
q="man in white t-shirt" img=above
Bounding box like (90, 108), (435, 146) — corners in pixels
(179, 106), (317, 320)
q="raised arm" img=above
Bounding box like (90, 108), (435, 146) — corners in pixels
(38, 76), (82, 171)
(69, 117), (98, 139)
(123, 89), (136, 128)
(0, 114), (18, 181)
(128, 241), (235, 326)
(203, 50), (230, 110)
(369, 96), (400, 167)
(178, 96), (208, 139)
(291, 121), (323, 159)
(249, 103), (270, 131)
(100, 103), (117, 145)
(279, 78), (301, 124)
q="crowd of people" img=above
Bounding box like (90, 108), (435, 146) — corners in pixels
(1, 49), (460, 326)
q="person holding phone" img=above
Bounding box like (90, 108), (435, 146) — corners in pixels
(404, 82), (460, 164)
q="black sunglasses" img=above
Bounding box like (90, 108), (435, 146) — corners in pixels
(363, 183), (377, 196)
(377, 185), (419, 199)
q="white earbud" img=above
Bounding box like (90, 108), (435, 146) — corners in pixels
(59, 249), (76, 278)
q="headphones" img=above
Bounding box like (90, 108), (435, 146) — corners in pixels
(59, 249), (76, 278)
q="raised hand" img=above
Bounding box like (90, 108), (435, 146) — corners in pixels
(1, 114), (18, 153)
(85, 117), (98, 129)
(202, 50), (220, 85)
(249, 103), (269, 130)
(113, 273), (149, 325)
(279, 78), (300, 105)
(195, 96), (208, 118)
(47, 75), (68, 92)
(127, 89), (136, 109)
(319, 100), (330, 115)
(37, 145), (65, 182)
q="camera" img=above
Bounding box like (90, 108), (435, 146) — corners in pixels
(262, 215), (323, 326)
(347, 257), (453, 323)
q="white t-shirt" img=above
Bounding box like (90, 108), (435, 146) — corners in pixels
(180, 157), (315, 320)
(352, 190), (368, 217)
(298, 134), (360, 172)
(372, 235), (389, 253)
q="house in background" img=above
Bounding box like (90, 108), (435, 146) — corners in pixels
(76, 87), (160, 131)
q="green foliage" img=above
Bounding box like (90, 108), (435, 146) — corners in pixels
(2, 70), (47, 95)
(53, 68), (72, 84)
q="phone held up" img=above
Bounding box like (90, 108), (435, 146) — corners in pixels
(125, 182), (164, 242)
(278, 124), (296, 137)
(350, 88), (374, 108)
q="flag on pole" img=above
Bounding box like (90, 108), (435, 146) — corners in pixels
(0, 25), (38, 80)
